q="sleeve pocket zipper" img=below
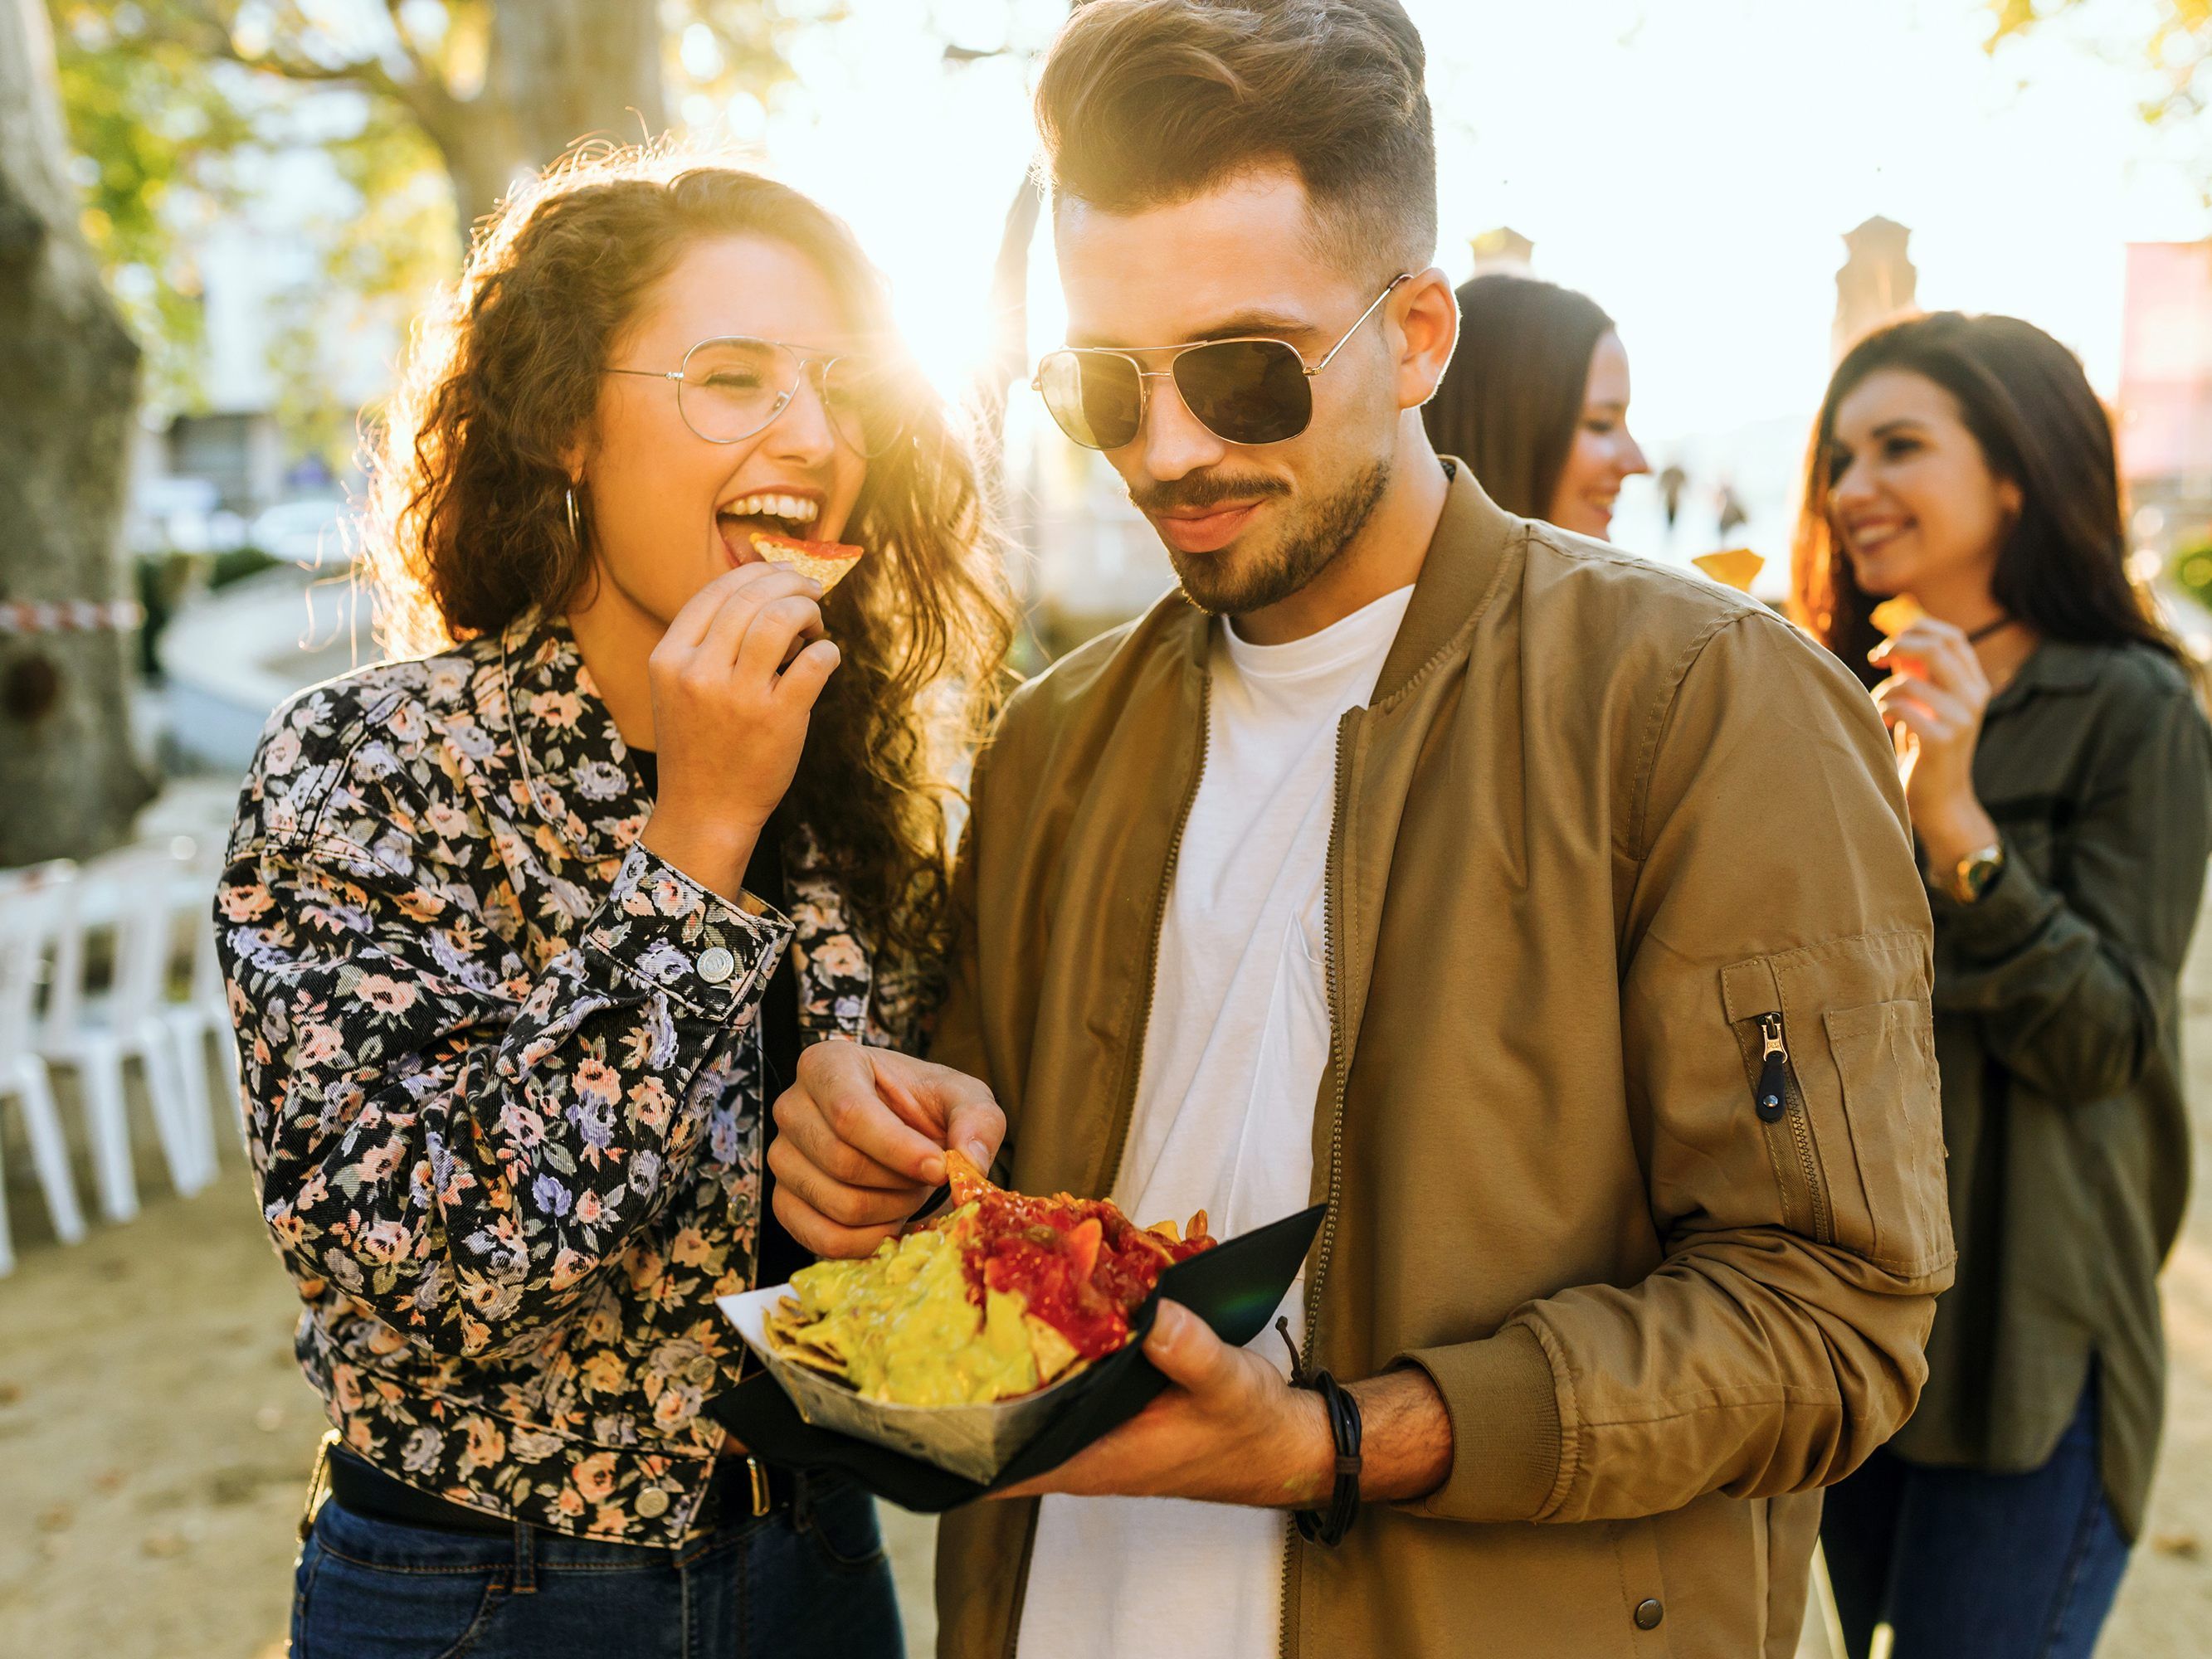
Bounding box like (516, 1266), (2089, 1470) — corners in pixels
(1755, 1014), (1788, 1122)
(1747, 1011), (1831, 1244)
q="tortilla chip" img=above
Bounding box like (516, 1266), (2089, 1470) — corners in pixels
(1869, 596), (1926, 636)
(1691, 548), (1764, 592)
(751, 530), (865, 592)
(1024, 1313), (1084, 1384)
(944, 1147), (996, 1208)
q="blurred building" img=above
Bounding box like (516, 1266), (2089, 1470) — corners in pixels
(135, 140), (389, 529)
(1014, 424), (1177, 659)
(1468, 226), (1535, 276)
(2117, 240), (2212, 558)
(1832, 216), (1917, 362)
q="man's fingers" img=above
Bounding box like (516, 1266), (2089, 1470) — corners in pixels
(767, 1100), (928, 1192)
(814, 1068), (955, 1185)
(770, 1143), (929, 1229)
(879, 1063), (1004, 1174)
(771, 1183), (903, 1261)
(1139, 1301), (1225, 1389)
(943, 1091), (1007, 1174)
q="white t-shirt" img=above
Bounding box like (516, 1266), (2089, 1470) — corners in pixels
(1015, 583), (1415, 1659)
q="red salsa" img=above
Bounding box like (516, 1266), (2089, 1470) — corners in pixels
(949, 1190), (1215, 1361)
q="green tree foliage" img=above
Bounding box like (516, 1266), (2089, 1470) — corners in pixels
(46, 0), (823, 457)
(1989, 1), (2211, 136)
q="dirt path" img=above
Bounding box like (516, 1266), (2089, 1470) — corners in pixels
(6, 912), (2211, 1657)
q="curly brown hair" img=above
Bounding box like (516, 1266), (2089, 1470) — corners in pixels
(362, 145), (1016, 967)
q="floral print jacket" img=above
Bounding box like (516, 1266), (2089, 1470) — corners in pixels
(217, 613), (928, 1545)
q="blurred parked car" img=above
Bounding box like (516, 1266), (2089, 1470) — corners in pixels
(127, 476), (245, 557)
(246, 497), (358, 566)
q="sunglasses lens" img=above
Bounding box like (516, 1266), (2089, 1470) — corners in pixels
(1174, 339), (1312, 445)
(1038, 351), (1143, 450)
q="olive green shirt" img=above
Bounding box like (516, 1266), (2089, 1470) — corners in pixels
(1891, 638), (2212, 1538)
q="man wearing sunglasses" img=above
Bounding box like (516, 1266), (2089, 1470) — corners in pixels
(766, 2), (1953, 1657)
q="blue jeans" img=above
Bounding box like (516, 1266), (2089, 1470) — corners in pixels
(1820, 1374), (2131, 1659)
(292, 1474), (903, 1659)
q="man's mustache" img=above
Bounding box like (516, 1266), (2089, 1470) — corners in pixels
(1128, 473), (1290, 515)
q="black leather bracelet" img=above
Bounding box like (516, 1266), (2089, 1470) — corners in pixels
(1276, 1317), (1363, 1546)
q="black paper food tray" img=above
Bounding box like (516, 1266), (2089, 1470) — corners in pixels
(705, 1201), (1325, 1512)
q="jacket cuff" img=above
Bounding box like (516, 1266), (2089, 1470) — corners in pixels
(582, 844), (792, 1020)
(1388, 1324), (1562, 1522)
(1925, 830), (2055, 960)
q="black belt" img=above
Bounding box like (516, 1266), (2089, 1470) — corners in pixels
(319, 1441), (800, 1543)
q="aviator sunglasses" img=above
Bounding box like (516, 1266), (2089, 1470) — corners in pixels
(1032, 274), (1408, 451)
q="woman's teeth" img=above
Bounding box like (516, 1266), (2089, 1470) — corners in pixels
(722, 494), (818, 525)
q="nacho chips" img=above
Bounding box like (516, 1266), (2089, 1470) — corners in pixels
(1691, 547), (1764, 593)
(751, 529), (865, 592)
(1869, 596), (1926, 636)
(762, 1155), (1214, 1408)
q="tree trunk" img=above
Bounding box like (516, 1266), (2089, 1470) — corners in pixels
(420, 0), (671, 238)
(0, 0), (155, 868)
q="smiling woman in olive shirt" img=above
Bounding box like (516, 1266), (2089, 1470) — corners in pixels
(1793, 311), (2212, 1659)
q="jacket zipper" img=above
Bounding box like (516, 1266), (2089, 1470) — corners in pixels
(1279, 710), (1358, 1659)
(1006, 670), (1211, 1659)
(1753, 1013), (1830, 1244)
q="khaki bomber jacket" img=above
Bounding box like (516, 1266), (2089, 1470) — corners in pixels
(930, 468), (1956, 1658)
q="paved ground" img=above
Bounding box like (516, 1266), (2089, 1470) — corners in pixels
(3, 894), (2210, 1657)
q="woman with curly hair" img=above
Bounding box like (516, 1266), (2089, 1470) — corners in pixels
(216, 148), (1013, 1657)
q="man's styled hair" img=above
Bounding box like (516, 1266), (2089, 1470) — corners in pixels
(1034, 0), (1438, 280)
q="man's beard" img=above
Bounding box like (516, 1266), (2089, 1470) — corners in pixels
(1138, 459), (1391, 618)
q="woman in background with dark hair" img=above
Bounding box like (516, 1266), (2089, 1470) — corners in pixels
(1420, 272), (1648, 537)
(1794, 311), (2212, 1659)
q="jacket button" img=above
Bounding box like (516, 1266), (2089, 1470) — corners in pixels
(1633, 1598), (1664, 1631)
(697, 946), (735, 984)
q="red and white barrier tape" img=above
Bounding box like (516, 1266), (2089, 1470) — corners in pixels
(0, 600), (145, 635)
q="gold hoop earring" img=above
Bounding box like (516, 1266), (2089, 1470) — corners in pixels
(564, 484), (582, 549)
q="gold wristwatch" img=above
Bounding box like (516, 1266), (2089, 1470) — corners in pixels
(1944, 840), (2006, 904)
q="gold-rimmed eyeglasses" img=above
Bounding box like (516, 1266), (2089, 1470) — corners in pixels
(606, 334), (907, 458)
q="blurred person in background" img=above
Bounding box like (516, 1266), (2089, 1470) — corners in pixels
(214, 151), (1011, 1658)
(1794, 310), (2212, 1659)
(1419, 272), (1649, 539)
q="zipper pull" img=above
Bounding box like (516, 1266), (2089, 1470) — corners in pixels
(1754, 1014), (1788, 1122)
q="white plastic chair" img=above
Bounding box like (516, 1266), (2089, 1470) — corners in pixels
(0, 862), (90, 1274)
(161, 835), (236, 1189)
(37, 842), (209, 1219)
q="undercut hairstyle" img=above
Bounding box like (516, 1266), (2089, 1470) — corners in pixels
(1422, 275), (1615, 519)
(1033, 0), (1439, 281)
